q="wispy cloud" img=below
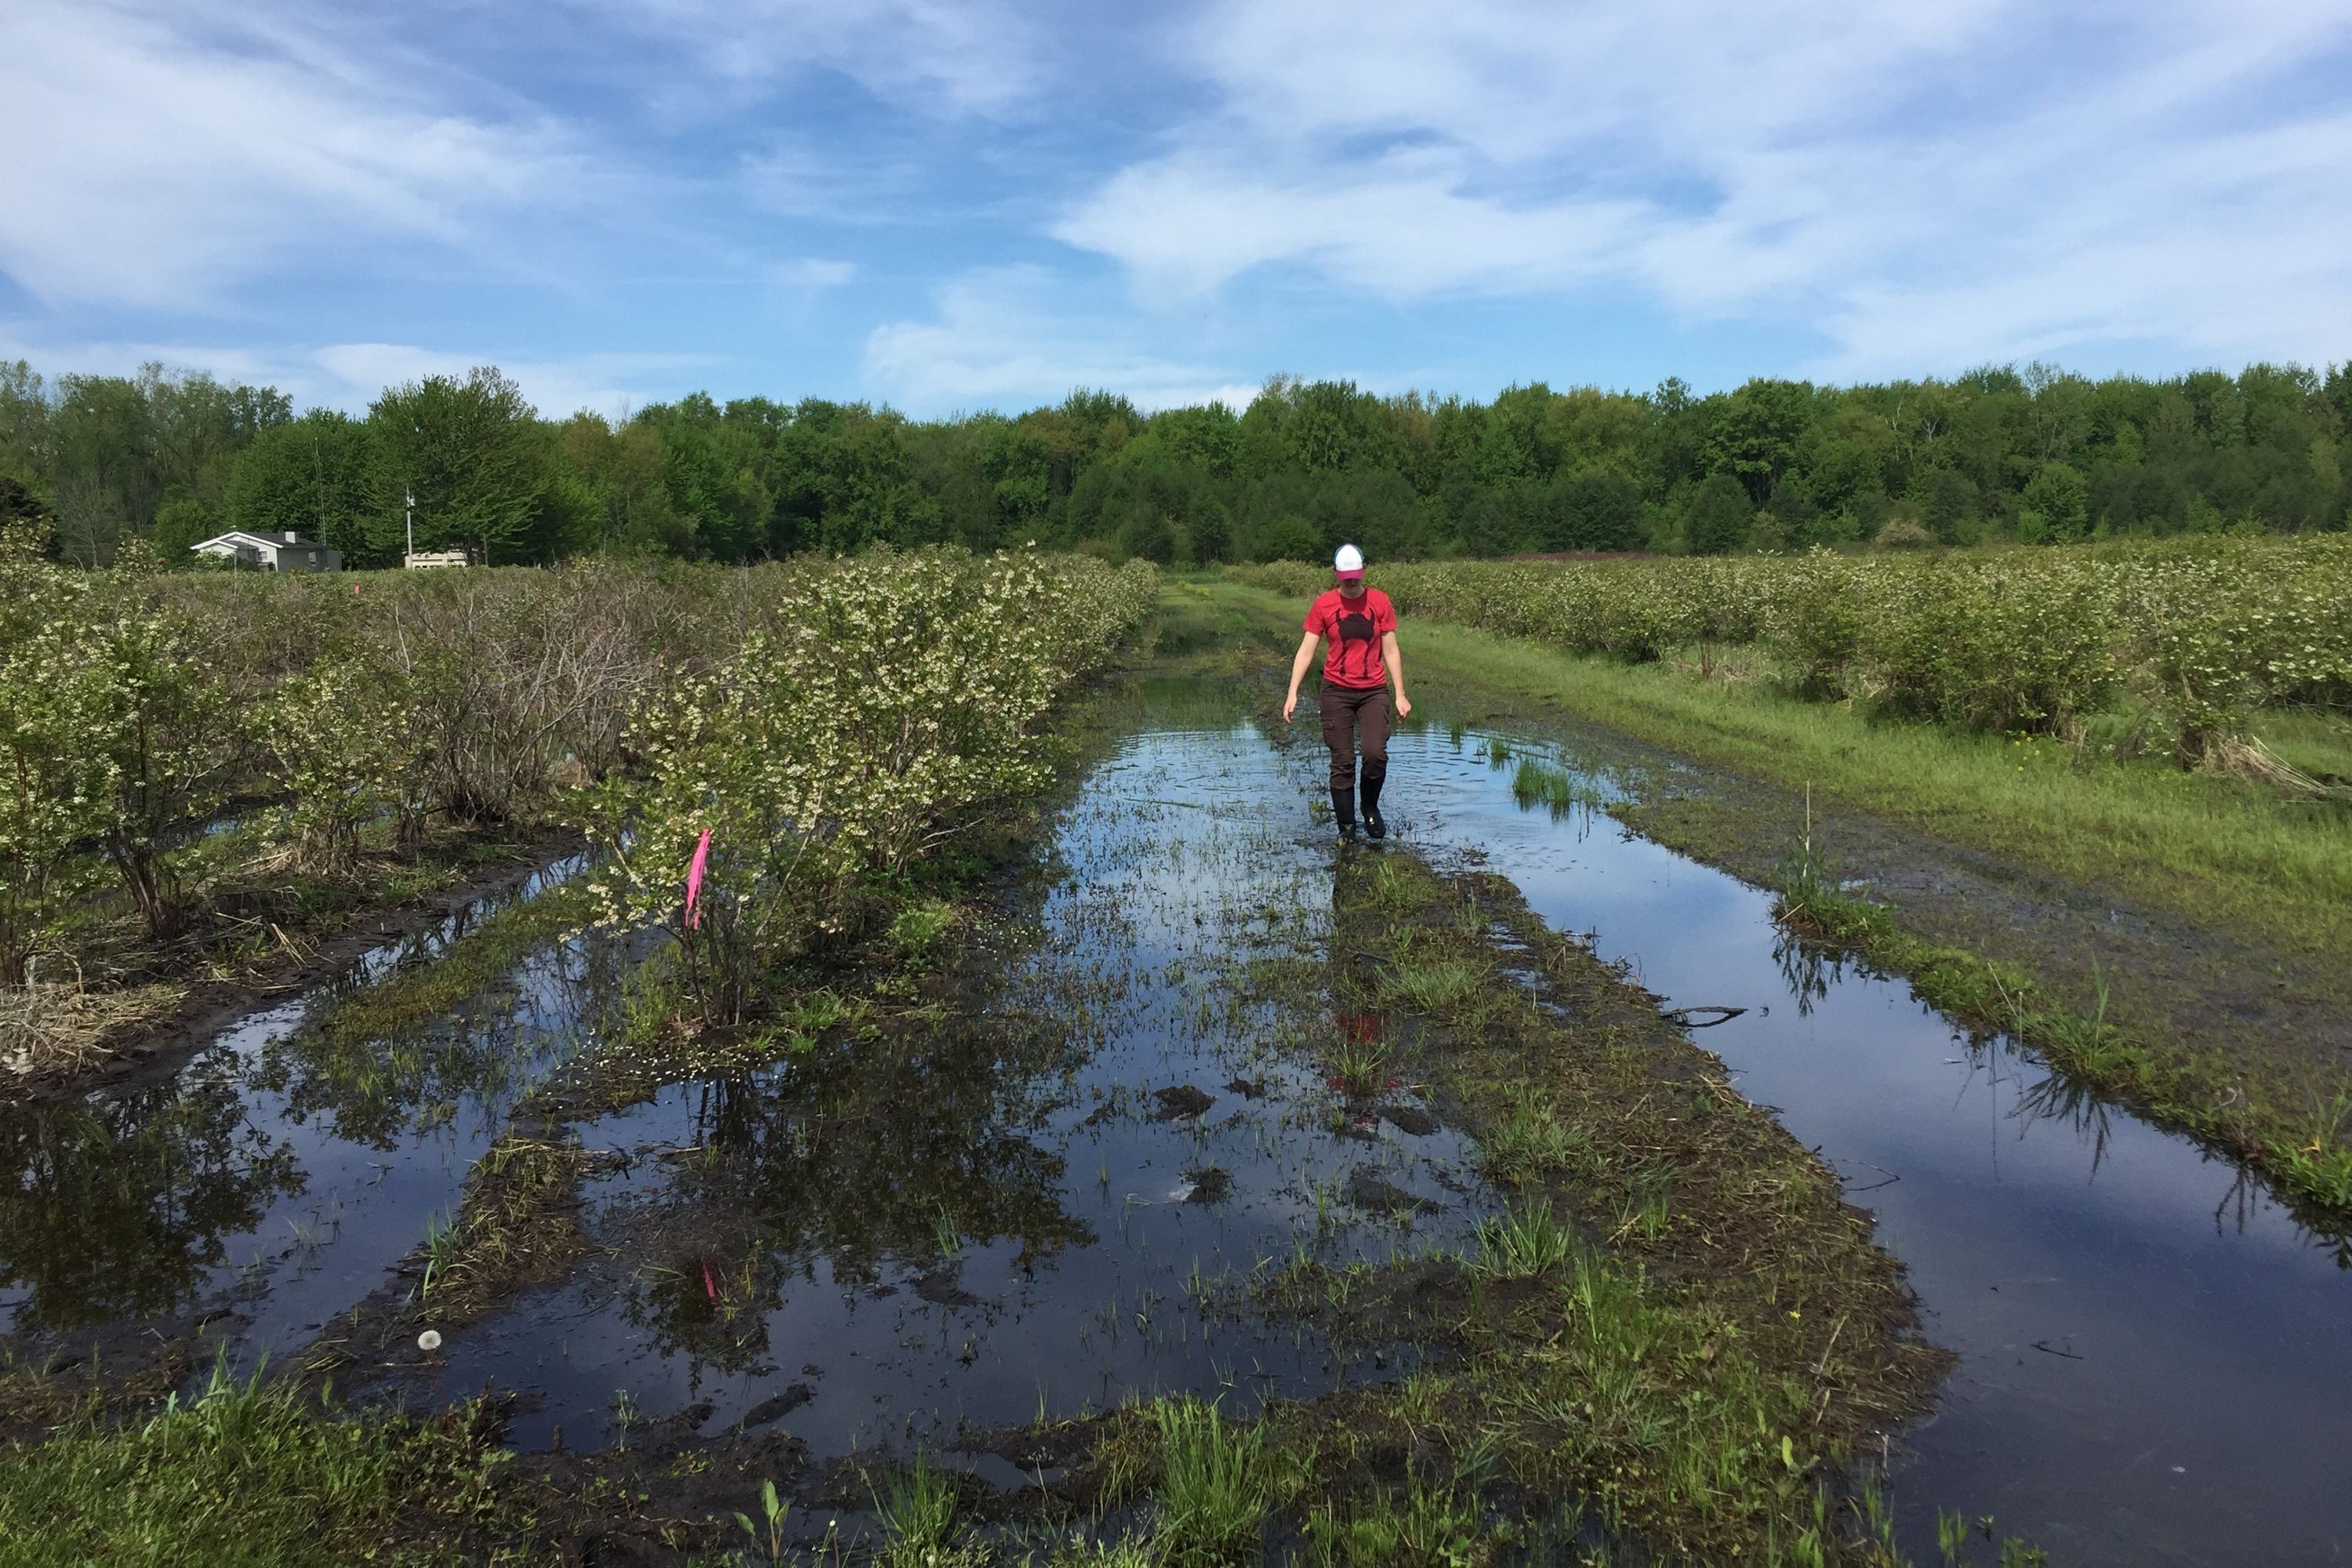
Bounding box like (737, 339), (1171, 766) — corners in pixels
(770, 259), (858, 292)
(310, 343), (718, 419)
(1059, 0), (2352, 374)
(0, 330), (712, 419)
(862, 267), (1256, 413)
(0, 0), (586, 310)
(557, 0), (1047, 117)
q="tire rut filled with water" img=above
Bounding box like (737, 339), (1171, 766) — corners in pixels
(278, 670), (1960, 1562)
(7, 656), (2346, 1564)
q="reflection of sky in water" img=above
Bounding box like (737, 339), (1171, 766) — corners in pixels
(1383, 721), (2352, 1567)
(436, 717), (1488, 1457)
(0, 862), (615, 1360)
(7, 685), (2345, 1563)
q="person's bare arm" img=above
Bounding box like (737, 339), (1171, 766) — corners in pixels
(1282, 630), (1321, 721)
(1382, 630), (1411, 718)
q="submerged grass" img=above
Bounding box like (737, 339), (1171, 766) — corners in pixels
(321, 880), (593, 1049)
(1511, 755), (1604, 819)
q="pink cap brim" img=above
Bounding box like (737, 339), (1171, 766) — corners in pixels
(1335, 570), (1364, 582)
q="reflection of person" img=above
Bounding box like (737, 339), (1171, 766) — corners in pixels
(1283, 543), (1411, 840)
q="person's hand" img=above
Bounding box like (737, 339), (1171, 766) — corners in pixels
(1395, 694), (1412, 719)
(1283, 691), (1298, 722)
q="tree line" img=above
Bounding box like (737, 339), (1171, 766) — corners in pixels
(2, 357), (2347, 568)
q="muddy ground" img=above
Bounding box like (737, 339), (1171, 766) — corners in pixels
(1, 829), (586, 1108)
(6, 604), (2350, 1564)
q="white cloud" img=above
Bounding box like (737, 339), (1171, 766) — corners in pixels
(1060, 0), (2352, 372)
(561, 0), (1045, 117)
(0, 0), (589, 310)
(310, 343), (715, 419)
(1057, 148), (1649, 298)
(862, 267), (1254, 413)
(770, 258), (857, 292)
(0, 332), (712, 420)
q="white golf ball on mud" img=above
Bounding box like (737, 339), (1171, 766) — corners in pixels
(417, 1329), (443, 1352)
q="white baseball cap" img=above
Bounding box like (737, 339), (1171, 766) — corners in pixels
(1334, 543), (1365, 577)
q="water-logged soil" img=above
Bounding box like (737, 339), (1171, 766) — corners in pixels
(5, 669), (2349, 1563)
(0, 857), (640, 1370)
(388, 695), (1491, 1464)
(1379, 717), (2352, 1565)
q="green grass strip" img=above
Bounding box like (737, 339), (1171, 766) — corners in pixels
(1778, 875), (2352, 1220)
(1200, 580), (2352, 964)
(0, 1369), (535, 1566)
(322, 878), (591, 1047)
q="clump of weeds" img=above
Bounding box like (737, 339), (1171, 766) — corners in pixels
(887, 898), (960, 963)
(1326, 1038), (1392, 1100)
(1378, 958), (1486, 1015)
(869, 1450), (962, 1565)
(1471, 1200), (1581, 1279)
(1151, 1398), (1297, 1566)
(1481, 1088), (1596, 1185)
(1305, 1465), (1486, 1567)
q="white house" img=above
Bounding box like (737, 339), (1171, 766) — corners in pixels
(190, 530), (343, 572)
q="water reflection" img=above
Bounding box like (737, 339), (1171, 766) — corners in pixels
(0, 877), (627, 1353)
(1420, 710), (2352, 1565)
(0, 1079), (302, 1331)
(431, 701), (1490, 1455)
(599, 1027), (1097, 1373)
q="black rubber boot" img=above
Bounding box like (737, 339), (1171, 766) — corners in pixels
(1360, 771), (1387, 840)
(1330, 788), (1358, 840)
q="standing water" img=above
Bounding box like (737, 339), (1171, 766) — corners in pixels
(1386, 716), (2352, 1566)
(2, 678), (2346, 1564)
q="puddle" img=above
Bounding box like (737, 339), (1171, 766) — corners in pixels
(1385, 717), (2352, 1566)
(5, 679), (2347, 1564)
(0, 858), (624, 1362)
(426, 693), (1488, 1454)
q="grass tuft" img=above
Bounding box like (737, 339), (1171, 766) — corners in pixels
(1378, 959), (1486, 1015)
(1152, 1399), (1292, 1566)
(1470, 1200), (1582, 1279)
(1510, 757), (1603, 820)
(870, 1450), (960, 1563)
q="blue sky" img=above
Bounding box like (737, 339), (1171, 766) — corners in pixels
(2, 0), (2347, 420)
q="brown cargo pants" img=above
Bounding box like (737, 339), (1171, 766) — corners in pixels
(1319, 681), (1389, 795)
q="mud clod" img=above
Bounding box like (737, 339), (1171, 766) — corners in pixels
(1152, 1083), (1214, 1120)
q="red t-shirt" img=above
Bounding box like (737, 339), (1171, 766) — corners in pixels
(1305, 587), (1397, 689)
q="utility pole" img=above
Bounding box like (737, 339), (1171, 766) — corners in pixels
(405, 487), (415, 566)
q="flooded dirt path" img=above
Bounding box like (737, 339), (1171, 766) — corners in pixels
(1383, 713), (2352, 1566)
(418, 681), (1492, 1464)
(5, 669), (2347, 1563)
(0, 858), (626, 1367)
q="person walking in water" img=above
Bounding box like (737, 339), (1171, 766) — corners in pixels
(1283, 543), (1410, 840)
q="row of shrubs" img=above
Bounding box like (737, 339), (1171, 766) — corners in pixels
(583, 547), (1160, 1021)
(0, 524), (1156, 1001)
(1233, 537), (2352, 763)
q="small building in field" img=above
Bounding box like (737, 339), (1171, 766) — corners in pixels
(191, 530), (343, 572)
(404, 549), (472, 569)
